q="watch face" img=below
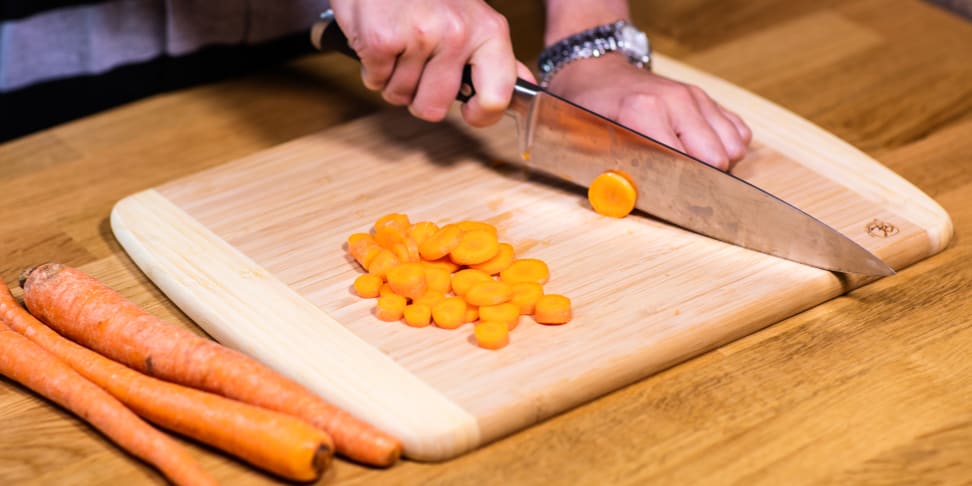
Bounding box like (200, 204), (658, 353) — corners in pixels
(619, 24), (650, 60)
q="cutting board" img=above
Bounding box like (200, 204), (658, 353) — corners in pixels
(110, 54), (951, 461)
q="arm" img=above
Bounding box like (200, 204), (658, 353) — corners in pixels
(542, 0), (752, 170)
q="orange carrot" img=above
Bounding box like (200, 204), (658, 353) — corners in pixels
(0, 285), (331, 482)
(464, 280), (514, 307)
(376, 293), (408, 322)
(534, 294), (572, 325)
(478, 303), (521, 330)
(374, 213), (411, 233)
(500, 258), (550, 285)
(449, 230), (500, 265)
(386, 263), (427, 300)
(456, 220), (498, 236)
(418, 224), (464, 261)
(407, 221), (439, 245)
(510, 282), (544, 315)
(413, 289), (446, 308)
(0, 327), (217, 486)
(20, 263), (402, 467)
(473, 321), (509, 350)
(469, 242), (515, 275)
(353, 274), (383, 298)
(450, 268), (492, 297)
(402, 304), (432, 328)
(588, 170), (638, 218)
(431, 297), (467, 330)
(423, 267), (452, 294)
(367, 249), (400, 279)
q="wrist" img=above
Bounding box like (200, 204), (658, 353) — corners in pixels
(537, 19), (651, 88)
(543, 0), (631, 45)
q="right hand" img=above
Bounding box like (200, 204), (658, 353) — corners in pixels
(329, 0), (535, 127)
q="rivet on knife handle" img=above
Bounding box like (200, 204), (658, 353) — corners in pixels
(311, 9), (476, 103)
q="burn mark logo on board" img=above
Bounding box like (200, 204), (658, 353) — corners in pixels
(866, 219), (899, 238)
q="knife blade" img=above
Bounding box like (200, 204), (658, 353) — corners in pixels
(311, 12), (894, 276)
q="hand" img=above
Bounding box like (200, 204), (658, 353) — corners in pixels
(544, 53), (752, 170)
(329, 0), (535, 127)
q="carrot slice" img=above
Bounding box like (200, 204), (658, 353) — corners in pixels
(423, 267), (452, 294)
(348, 233), (382, 270)
(473, 321), (510, 350)
(456, 220), (498, 236)
(450, 230), (500, 265)
(588, 170), (638, 218)
(465, 280), (514, 307)
(418, 224), (464, 261)
(374, 213), (410, 233)
(451, 269), (492, 297)
(408, 221), (439, 245)
(500, 258), (550, 285)
(367, 249), (400, 279)
(376, 294), (408, 322)
(386, 263), (427, 300)
(374, 225), (406, 250)
(413, 289), (446, 308)
(478, 303), (521, 330)
(421, 257), (461, 274)
(463, 305), (479, 323)
(353, 274), (383, 298)
(534, 294), (572, 325)
(403, 304), (432, 328)
(431, 297), (467, 330)
(378, 283), (396, 298)
(469, 242), (515, 275)
(510, 281), (544, 315)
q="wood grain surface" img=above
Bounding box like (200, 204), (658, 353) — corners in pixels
(2, 0), (971, 484)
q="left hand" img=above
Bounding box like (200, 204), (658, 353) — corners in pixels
(544, 53), (752, 171)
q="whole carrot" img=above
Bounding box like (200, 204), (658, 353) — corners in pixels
(21, 263), (402, 467)
(0, 326), (217, 486)
(0, 285), (332, 482)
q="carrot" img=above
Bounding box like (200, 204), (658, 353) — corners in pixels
(510, 282), (544, 315)
(368, 249), (401, 279)
(534, 294), (572, 325)
(421, 257), (461, 274)
(423, 267), (452, 294)
(375, 294), (408, 322)
(500, 258), (550, 285)
(374, 213), (411, 233)
(407, 221), (439, 245)
(478, 303), (521, 330)
(463, 305), (479, 324)
(378, 283), (397, 298)
(20, 263), (402, 467)
(413, 289), (446, 308)
(456, 220), (498, 236)
(402, 304), (432, 328)
(464, 280), (514, 307)
(0, 327), (217, 486)
(348, 233), (382, 270)
(386, 263), (427, 300)
(353, 274), (383, 298)
(469, 242), (515, 275)
(450, 230), (500, 265)
(450, 268), (492, 297)
(588, 170), (638, 218)
(0, 285), (332, 482)
(473, 321), (509, 350)
(418, 224), (464, 261)
(431, 297), (467, 330)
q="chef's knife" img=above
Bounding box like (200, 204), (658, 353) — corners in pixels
(310, 12), (894, 276)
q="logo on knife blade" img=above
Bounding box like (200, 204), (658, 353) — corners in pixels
(866, 219), (899, 238)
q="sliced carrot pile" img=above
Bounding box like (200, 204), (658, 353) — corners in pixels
(345, 213), (575, 350)
(588, 170), (638, 218)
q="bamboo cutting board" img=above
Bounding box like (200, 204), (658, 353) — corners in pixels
(110, 55), (951, 461)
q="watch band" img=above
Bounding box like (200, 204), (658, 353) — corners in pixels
(537, 20), (652, 88)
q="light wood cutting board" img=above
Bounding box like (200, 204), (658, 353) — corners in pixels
(110, 54), (952, 461)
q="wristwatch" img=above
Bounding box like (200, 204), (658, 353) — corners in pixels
(537, 20), (652, 87)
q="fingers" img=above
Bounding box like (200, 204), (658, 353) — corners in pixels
(333, 1), (515, 126)
(616, 94), (685, 153)
(688, 86), (747, 163)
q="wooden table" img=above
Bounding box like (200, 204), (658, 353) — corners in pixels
(2, 1), (970, 484)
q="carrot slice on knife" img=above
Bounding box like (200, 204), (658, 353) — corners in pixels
(588, 170), (638, 218)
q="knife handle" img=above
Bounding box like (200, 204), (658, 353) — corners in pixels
(311, 9), (476, 103)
